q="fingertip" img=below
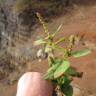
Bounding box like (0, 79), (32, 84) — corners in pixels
(16, 72), (53, 96)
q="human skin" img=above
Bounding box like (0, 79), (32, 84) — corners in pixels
(16, 72), (53, 96)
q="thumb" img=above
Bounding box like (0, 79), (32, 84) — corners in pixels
(16, 72), (53, 96)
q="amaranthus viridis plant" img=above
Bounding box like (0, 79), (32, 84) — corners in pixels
(34, 13), (91, 96)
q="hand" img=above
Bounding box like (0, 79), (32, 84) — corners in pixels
(16, 72), (53, 96)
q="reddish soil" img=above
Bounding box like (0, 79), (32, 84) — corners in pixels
(1, 0), (96, 96)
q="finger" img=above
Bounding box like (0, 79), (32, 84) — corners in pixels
(16, 72), (53, 96)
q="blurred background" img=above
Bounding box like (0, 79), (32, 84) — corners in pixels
(0, 0), (96, 96)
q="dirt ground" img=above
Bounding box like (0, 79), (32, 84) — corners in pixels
(1, 0), (96, 96)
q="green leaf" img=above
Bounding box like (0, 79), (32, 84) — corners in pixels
(34, 39), (46, 46)
(65, 68), (78, 76)
(58, 75), (72, 86)
(43, 71), (54, 80)
(44, 59), (62, 79)
(65, 68), (83, 77)
(44, 59), (70, 79)
(44, 63), (60, 79)
(57, 76), (68, 85)
(54, 60), (70, 78)
(72, 49), (91, 58)
(62, 84), (73, 96)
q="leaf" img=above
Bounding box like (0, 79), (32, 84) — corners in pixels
(65, 68), (78, 76)
(44, 63), (60, 79)
(72, 49), (91, 58)
(57, 75), (68, 85)
(43, 71), (54, 80)
(54, 60), (70, 78)
(59, 75), (72, 86)
(62, 84), (73, 96)
(34, 39), (46, 46)
(44, 59), (70, 79)
(44, 59), (62, 79)
(65, 68), (83, 77)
